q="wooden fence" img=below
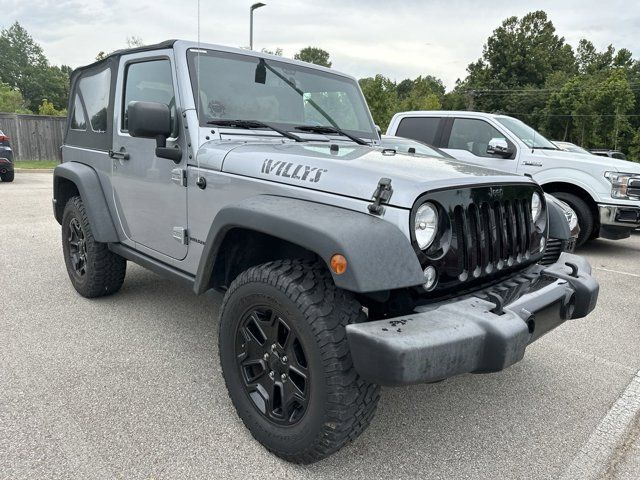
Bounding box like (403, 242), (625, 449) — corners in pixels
(0, 113), (66, 161)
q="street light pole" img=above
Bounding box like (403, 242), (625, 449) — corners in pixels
(249, 2), (266, 50)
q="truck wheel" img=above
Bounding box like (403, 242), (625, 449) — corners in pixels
(61, 196), (126, 298)
(550, 192), (594, 247)
(1, 171), (14, 182)
(219, 259), (380, 463)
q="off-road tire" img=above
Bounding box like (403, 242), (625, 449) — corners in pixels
(61, 196), (126, 298)
(0, 170), (14, 182)
(551, 191), (594, 247)
(219, 259), (380, 464)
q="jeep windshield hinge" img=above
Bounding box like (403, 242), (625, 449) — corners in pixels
(368, 177), (393, 215)
(171, 168), (187, 187)
(172, 227), (189, 245)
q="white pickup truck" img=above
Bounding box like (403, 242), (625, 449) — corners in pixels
(387, 111), (640, 246)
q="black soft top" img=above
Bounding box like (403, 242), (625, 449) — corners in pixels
(71, 39), (177, 77)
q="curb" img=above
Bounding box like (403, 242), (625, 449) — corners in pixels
(14, 168), (55, 173)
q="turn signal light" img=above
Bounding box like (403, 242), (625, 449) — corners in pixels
(330, 254), (348, 275)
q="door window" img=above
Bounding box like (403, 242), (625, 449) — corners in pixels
(395, 117), (441, 145)
(122, 59), (176, 134)
(448, 118), (508, 157)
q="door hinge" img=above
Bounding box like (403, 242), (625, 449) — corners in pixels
(368, 177), (393, 215)
(172, 227), (189, 245)
(171, 168), (187, 187)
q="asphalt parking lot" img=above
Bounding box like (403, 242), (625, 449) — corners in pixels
(1, 172), (639, 479)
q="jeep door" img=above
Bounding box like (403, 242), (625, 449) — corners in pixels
(440, 117), (519, 174)
(111, 50), (188, 260)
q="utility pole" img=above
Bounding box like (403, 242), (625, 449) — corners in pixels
(249, 3), (266, 50)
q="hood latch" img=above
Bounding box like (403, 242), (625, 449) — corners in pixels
(368, 177), (393, 215)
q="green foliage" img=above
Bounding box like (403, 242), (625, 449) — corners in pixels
(359, 75), (398, 130)
(0, 82), (28, 113)
(37, 99), (67, 116)
(0, 22), (70, 112)
(294, 47), (332, 68)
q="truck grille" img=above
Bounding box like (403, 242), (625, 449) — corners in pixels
(453, 198), (533, 280)
(414, 184), (546, 296)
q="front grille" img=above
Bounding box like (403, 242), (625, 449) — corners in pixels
(453, 198), (533, 280)
(413, 184), (546, 297)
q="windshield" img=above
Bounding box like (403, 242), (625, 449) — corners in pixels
(380, 137), (452, 158)
(187, 49), (376, 141)
(497, 117), (557, 149)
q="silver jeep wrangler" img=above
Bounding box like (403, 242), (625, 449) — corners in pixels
(53, 40), (599, 463)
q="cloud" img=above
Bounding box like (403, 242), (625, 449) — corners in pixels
(1, 0), (638, 89)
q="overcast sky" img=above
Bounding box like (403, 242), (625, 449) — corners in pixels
(2, 0), (638, 89)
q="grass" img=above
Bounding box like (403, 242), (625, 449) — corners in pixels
(14, 160), (60, 169)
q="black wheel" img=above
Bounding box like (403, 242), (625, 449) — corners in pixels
(219, 260), (380, 464)
(0, 170), (14, 182)
(62, 196), (126, 298)
(550, 192), (594, 247)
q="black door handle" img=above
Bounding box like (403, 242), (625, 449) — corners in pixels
(109, 149), (130, 160)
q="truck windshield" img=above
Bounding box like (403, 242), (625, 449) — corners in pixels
(187, 49), (376, 141)
(497, 117), (558, 150)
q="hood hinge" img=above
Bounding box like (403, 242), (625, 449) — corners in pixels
(172, 227), (189, 245)
(368, 177), (393, 215)
(171, 168), (187, 187)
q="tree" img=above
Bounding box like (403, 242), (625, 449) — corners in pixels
(400, 76), (445, 111)
(37, 99), (66, 116)
(294, 47), (332, 68)
(126, 36), (144, 48)
(462, 11), (577, 113)
(0, 82), (28, 113)
(358, 75), (397, 130)
(0, 22), (70, 111)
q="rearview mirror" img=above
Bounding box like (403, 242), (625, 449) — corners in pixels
(127, 101), (181, 163)
(487, 137), (512, 158)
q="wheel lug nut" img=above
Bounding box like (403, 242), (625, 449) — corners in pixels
(281, 373), (287, 381)
(269, 371), (275, 380)
(271, 344), (277, 352)
(263, 353), (269, 361)
(281, 356), (288, 363)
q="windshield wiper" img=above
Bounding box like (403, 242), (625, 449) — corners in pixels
(207, 119), (305, 142)
(531, 146), (558, 150)
(293, 125), (369, 146)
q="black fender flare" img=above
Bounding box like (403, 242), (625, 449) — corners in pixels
(53, 162), (119, 242)
(546, 195), (572, 240)
(193, 196), (425, 294)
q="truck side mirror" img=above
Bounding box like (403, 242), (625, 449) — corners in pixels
(487, 137), (513, 158)
(128, 101), (182, 163)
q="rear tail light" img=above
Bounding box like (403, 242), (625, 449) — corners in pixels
(0, 135), (8, 142)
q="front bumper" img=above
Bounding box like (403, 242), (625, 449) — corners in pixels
(599, 204), (640, 226)
(347, 253), (598, 386)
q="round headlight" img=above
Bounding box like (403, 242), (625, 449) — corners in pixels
(531, 192), (542, 221)
(415, 202), (438, 250)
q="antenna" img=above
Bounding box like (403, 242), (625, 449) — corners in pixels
(196, 0), (202, 175)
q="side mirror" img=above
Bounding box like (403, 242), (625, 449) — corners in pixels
(128, 101), (181, 163)
(486, 137), (512, 158)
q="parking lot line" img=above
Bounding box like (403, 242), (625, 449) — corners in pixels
(593, 267), (640, 278)
(559, 371), (640, 480)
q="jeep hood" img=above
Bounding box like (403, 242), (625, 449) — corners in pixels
(197, 141), (536, 209)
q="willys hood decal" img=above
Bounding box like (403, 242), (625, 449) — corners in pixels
(196, 140), (536, 209)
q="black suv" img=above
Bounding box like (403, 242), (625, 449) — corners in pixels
(0, 130), (14, 182)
